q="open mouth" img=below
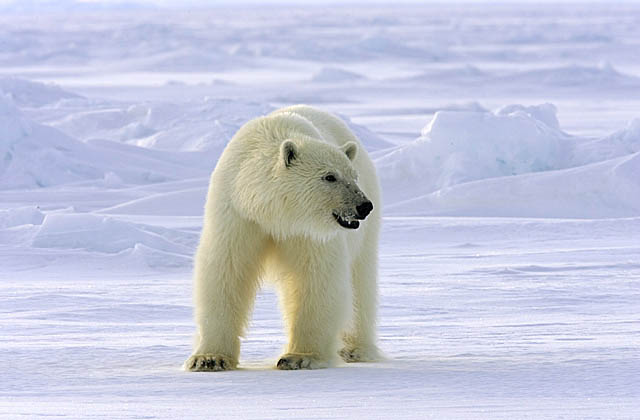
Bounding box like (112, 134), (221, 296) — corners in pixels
(333, 212), (360, 229)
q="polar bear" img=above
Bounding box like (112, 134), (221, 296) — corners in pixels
(184, 105), (381, 371)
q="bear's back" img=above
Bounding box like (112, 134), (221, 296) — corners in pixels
(269, 105), (360, 150)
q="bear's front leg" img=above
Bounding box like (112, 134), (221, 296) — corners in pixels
(184, 215), (266, 372)
(275, 238), (351, 370)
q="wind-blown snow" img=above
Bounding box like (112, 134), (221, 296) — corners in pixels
(311, 67), (367, 83)
(377, 104), (640, 217)
(0, 94), (107, 189)
(32, 213), (195, 255)
(0, 77), (81, 107)
(377, 103), (571, 203)
(0, 206), (44, 229)
(388, 151), (640, 218)
(1, 3), (639, 419)
(48, 97), (273, 152)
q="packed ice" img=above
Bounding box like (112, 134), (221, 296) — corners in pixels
(1, 2), (639, 419)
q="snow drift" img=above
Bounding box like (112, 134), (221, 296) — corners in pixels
(376, 103), (572, 203)
(497, 63), (640, 90)
(49, 97), (273, 154)
(392, 64), (640, 92)
(97, 186), (208, 216)
(310, 67), (366, 83)
(0, 93), (105, 189)
(379, 104), (640, 218)
(47, 95), (393, 153)
(0, 77), (81, 107)
(0, 93), (213, 190)
(0, 206), (45, 229)
(32, 213), (196, 256)
(387, 151), (640, 218)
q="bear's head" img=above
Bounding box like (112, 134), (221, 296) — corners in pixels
(270, 138), (373, 240)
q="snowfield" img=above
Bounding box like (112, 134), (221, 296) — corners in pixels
(1, 2), (639, 419)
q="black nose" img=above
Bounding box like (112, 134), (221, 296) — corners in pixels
(356, 201), (373, 219)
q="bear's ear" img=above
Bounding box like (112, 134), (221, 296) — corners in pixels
(281, 140), (297, 168)
(341, 141), (358, 161)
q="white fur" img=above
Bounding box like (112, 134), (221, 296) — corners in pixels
(184, 105), (381, 371)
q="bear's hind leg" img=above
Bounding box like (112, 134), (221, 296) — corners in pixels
(340, 240), (381, 363)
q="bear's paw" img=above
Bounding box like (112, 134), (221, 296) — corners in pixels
(338, 345), (380, 363)
(184, 354), (236, 372)
(276, 353), (328, 370)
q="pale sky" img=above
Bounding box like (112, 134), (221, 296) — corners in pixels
(1, 0), (639, 13)
(1, 0), (639, 6)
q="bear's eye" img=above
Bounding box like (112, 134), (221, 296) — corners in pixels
(323, 174), (337, 183)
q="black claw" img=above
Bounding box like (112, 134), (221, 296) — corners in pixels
(277, 358), (289, 368)
(188, 356), (232, 372)
(204, 358), (213, 370)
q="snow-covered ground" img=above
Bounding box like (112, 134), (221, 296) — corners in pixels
(1, 2), (639, 419)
